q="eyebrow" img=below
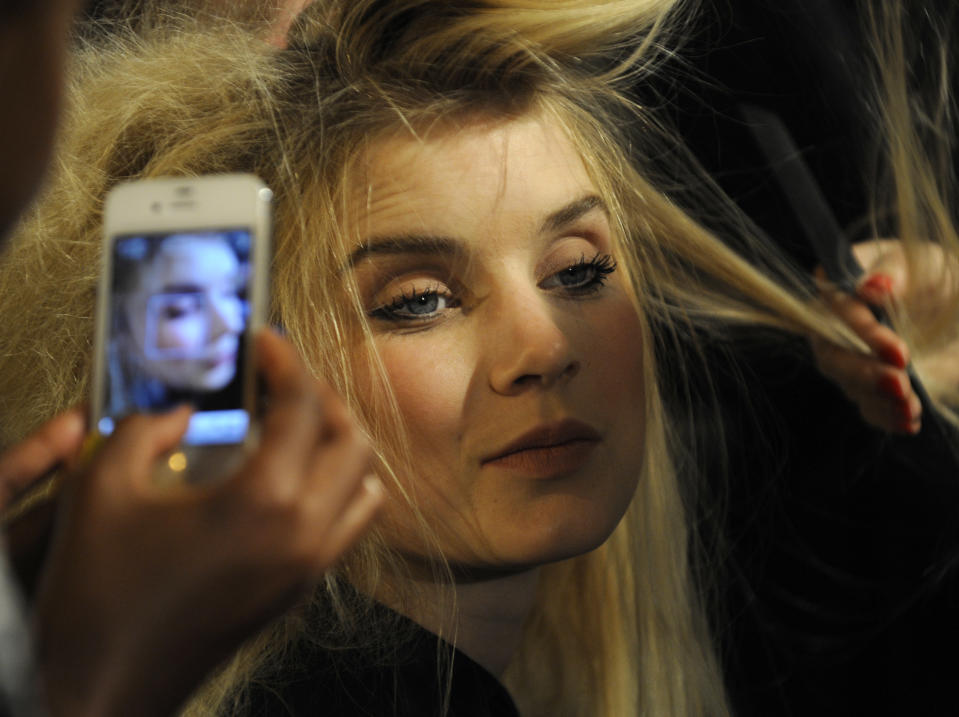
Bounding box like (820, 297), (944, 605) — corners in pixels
(344, 194), (608, 271)
(156, 284), (205, 295)
(343, 234), (464, 271)
(539, 194), (607, 235)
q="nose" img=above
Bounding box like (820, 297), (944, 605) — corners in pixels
(207, 293), (244, 338)
(486, 297), (580, 395)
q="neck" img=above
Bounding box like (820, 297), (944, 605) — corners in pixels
(384, 566), (541, 678)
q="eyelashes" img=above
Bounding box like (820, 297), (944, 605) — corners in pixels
(368, 283), (459, 322)
(367, 253), (618, 324)
(538, 253), (617, 294)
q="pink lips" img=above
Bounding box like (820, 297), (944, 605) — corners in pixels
(482, 419), (601, 478)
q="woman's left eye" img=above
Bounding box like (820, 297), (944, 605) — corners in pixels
(368, 286), (459, 322)
(540, 253), (618, 294)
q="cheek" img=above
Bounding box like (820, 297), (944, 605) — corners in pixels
(157, 317), (205, 351)
(225, 299), (244, 329)
(359, 334), (477, 555)
(380, 336), (472, 452)
(598, 302), (645, 392)
(586, 296), (647, 467)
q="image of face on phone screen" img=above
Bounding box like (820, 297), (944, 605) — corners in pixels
(100, 230), (252, 445)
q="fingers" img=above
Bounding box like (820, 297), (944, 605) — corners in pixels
(307, 384), (371, 501)
(244, 328), (327, 486)
(838, 283), (909, 369)
(298, 395), (375, 563)
(874, 370), (922, 434)
(816, 259), (909, 369)
(814, 243), (925, 434)
(246, 328), (378, 570)
(849, 252), (919, 433)
(0, 408), (85, 510)
(812, 279), (921, 435)
(319, 474), (384, 564)
(812, 335), (921, 434)
(851, 239), (909, 297)
(85, 407), (193, 493)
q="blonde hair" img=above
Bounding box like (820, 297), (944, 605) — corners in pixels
(858, 3), (959, 420)
(2, 2), (935, 716)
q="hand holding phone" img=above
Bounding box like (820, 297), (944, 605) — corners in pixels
(93, 174), (271, 481)
(33, 329), (383, 717)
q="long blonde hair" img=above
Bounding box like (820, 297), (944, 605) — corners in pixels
(3, 2), (940, 716)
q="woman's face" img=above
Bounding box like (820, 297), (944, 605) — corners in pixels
(349, 115), (646, 572)
(124, 236), (244, 391)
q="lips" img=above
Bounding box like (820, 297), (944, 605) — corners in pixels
(482, 419), (601, 478)
(203, 337), (239, 366)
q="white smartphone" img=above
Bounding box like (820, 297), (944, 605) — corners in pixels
(92, 174), (272, 481)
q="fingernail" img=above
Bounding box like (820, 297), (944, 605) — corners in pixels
(879, 345), (907, 369)
(363, 473), (384, 497)
(877, 374), (906, 399)
(896, 401), (913, 421)
(861, 273), (894, 297)
(168, 404), (194, 419)
(898, 418), (920, 435)
(62, 409), (87, 439)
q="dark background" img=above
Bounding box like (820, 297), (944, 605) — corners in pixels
(658, 2), (959, 715)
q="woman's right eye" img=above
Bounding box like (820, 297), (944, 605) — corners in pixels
(368, 285), (459, 322)
(162, 306), (187, 320)
(159, 296), (201, 321)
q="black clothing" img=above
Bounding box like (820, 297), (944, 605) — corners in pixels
(243, 599), (519, 717)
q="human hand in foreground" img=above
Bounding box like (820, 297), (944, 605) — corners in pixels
(0, 411), (85, 514)
(811, 239), (959, 434)
(30, 329), (381, 717)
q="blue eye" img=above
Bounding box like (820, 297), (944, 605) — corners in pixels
(369, 288), (458, 322)
(540, 253), (617, 294)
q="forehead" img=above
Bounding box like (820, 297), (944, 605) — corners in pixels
(142, 238), (237, 286)
(354, 115), (596, 240)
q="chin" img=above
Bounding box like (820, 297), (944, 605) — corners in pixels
(197, 366), (236, 391)
(507, 527), (617, 568)
(505, 484), (638, 568)
(482, 501), (631, 571)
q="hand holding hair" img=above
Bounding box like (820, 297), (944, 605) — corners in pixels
(31, 328), (381, 717)
(811, 239), (959, 435)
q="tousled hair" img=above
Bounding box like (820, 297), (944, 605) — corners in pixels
(2, 1), (957, 715)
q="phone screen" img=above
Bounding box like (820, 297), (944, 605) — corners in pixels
(98, 228), (253, 446)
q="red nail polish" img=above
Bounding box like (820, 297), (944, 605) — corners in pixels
(861, 274), (894, 297)
(896, 401), (913, 421)
(898, 419), (920, 435)
(877, 374), (906, 399)
(879, 345), (907, 369)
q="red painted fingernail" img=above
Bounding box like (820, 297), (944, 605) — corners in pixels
(898, 418), (920, 435)
(896, 401), (913, 421)
(879, 345), (907, 369)
(861, 274), (894, 297)
(877, 374), (906, 399)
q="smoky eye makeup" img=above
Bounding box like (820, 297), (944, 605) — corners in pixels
(367, 282), (459, 322)
(351, 253), (466, 324)
(537, 251), (618, 297)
